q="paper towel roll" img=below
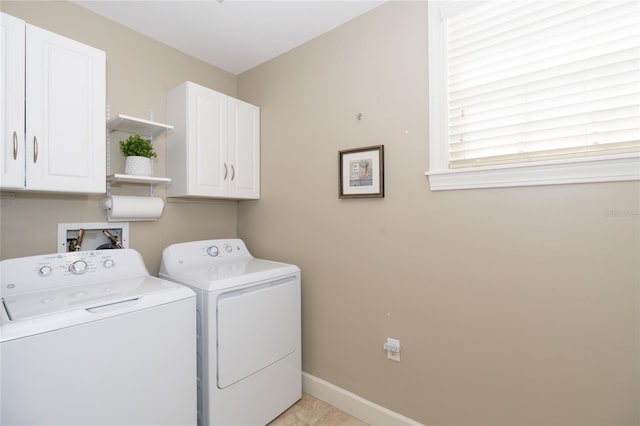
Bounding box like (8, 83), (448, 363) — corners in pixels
(100, 195), (165, 222)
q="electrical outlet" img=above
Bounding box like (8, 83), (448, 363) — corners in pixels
(383, 337), (401, 362)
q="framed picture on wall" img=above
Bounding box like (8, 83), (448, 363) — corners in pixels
(339, 145), (384, 198)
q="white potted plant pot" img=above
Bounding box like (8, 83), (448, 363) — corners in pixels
(124, 156), (153, 176)
(120, 134), (156, 176)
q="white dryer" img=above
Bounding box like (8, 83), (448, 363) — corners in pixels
(0, 249), (196, 426)
(159, 239), (301, 426)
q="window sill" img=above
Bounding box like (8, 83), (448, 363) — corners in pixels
(426, 154), (640, 191)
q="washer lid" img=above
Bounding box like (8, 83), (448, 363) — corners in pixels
(3, 276), (183, 321)
(160, 258), (300, 292)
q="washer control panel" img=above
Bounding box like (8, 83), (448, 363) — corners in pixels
(29, 252), (118, 278)
(0, 249), (149, 297)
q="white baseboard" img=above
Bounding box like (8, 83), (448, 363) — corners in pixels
(302, 372), (424, 426)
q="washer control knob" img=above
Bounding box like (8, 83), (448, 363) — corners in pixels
(225, 245), (233, 253)
(38, 266), (53, 277)
(103, 259), (115, 269)
(69, 260), (88, 275)
(207, 246), (219, 257)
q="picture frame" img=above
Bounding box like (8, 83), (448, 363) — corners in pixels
(339, 145), (384, 198)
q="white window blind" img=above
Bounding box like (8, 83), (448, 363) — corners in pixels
(446, 0), (640, 169)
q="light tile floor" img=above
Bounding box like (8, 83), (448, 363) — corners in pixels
(269, 394), (368, 426)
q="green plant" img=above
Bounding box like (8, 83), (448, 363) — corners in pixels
(119, 134), (157, 158)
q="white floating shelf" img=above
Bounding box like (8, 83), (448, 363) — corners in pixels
(107, 114), (174, 138)
(107, 174), (171, 186)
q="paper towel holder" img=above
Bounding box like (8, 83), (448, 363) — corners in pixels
(102, 176), (170, 222)
(99, 195), (165, 222)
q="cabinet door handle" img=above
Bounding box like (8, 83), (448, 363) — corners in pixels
(231, 164), (235, 181)
(223, 163), (228, 180)
(12, 131), (18, 160)
(33, 136), (38, 163)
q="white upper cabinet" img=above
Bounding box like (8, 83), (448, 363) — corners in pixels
(166, 81), (260, 199)
(1, 13), (106, 193)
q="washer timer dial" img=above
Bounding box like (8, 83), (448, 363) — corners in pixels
(69, 260), (88, 275)
(207, 246), (219, 257)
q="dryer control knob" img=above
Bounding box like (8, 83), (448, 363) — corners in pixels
(69, 260), (88, 275)
(207, 246), (219, 257)
(103, 259), (115, 269)
(225, 245), (233, 253)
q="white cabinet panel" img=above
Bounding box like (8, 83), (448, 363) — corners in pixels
(167, 81), (260, 199)
(229, 97), (260, 199)
(0, 13), (106, 193)
(0, 13), (25, 189)
(191, 86), (227, 196)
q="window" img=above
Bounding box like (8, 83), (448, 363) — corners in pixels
(427, 1), (640, 190)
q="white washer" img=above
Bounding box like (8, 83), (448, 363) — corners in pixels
(159, 239), (301, 426)
(0, 249), (196, 426)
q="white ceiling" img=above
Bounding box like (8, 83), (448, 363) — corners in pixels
(73, 0), (386, 75)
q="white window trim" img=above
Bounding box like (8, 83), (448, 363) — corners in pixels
(426, 1), (640, 191)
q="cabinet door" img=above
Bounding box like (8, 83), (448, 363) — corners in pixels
(25, 24), (106, 193)
(0, 13), (26, 189)
(187, 83), (228, 197)
(228, 97), (260, 199)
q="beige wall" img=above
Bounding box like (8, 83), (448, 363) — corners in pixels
(1, 1), (638, 425)
(237, 2), (639, 425)
(0, 1), (239, 273)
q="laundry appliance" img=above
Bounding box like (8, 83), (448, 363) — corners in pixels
(0, 249), (196, 426)
(159, 239), (301, 426)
